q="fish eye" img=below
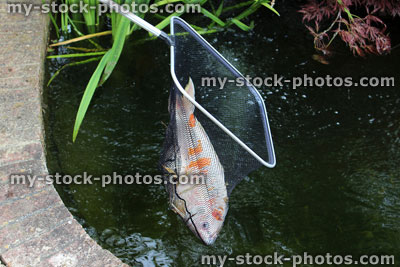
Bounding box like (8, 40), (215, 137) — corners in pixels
(201, 222), (209, 229)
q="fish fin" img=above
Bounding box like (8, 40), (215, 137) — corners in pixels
(162, 165), (176, 175)
(181, 77), (195, 114)
(185, 77), (195, 101)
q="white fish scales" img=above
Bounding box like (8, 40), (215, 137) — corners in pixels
(164, 78), (228, 245)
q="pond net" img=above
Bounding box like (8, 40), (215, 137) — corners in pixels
(159, 17), (275, 244)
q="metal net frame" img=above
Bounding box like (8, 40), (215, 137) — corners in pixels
(166, 17), (276, 195)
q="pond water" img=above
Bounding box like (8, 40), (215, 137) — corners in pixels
(45, 3), (400, 266)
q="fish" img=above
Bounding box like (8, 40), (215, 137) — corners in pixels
(164, 78), (228, 245)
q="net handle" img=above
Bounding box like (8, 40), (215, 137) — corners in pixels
(98, 0), (172, 45)
(170, 17), (276, 168)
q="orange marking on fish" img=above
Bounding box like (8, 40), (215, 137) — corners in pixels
(188, 158), (211, 170)
(188, 140), (203, 156)
(208, 198), (216, 206)
(189, 113), (196, 127)
(212, 208), (223, 221)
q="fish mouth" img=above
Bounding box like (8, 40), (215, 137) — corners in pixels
(200, 231), (219, 246)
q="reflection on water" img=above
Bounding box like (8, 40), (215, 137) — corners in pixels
(45, 4), (400, 266)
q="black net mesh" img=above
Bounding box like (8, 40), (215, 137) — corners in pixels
(162, 18), (274, 193)
(159, 18), (275, 244)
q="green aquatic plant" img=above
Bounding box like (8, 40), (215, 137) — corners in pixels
(46, 0), (279, 141)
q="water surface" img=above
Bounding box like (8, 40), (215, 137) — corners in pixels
(45, 4), (400, 266)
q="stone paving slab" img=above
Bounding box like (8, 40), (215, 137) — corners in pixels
(0, 1), (130, 267)
(0, 64), (40, 79)
(0, 159), (47, 184)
